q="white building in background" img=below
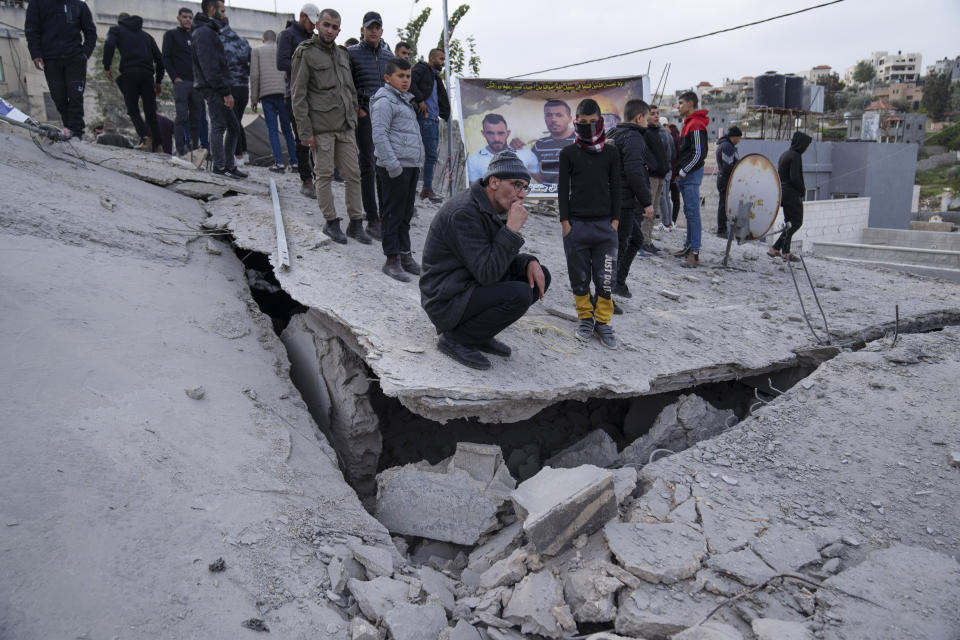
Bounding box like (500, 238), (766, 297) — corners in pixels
(845, 51), (923, 85)
(807, 65), (833, 83)
(927, 56), (960, 83)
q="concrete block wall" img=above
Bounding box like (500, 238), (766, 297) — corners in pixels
(790, 197), (871, 253)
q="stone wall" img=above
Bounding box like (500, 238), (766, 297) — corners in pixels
(788, 197), (871, 253)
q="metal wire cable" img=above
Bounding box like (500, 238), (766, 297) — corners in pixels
(508, 0), (846, 79)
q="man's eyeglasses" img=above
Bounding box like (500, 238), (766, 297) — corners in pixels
(505, 180), (529, 193)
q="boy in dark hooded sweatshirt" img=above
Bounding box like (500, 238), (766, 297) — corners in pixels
(558, 99), (622, 349)
(770, 131), (812, 262)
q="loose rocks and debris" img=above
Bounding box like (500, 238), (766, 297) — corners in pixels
(208, 557), (226, 572)
(241, 618), (269, 632)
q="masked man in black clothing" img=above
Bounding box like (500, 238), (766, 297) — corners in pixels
(163, 8), (203, 157)
(769, 131), (811, 262)
(420, 151), (550, 371)
(191, 0), (246, 179)
(278, 3), (319, 198)
(24, 0), (97, 138)
(104, 13), (164, 152)
(348, 11), (393, 240)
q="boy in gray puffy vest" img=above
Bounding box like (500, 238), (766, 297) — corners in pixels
(371, 56), (424, 282)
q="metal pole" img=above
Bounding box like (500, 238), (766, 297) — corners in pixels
(443, 0), (454, 196)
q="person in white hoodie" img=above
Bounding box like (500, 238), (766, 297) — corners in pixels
(371, 56), (424, 282)
(250, 30), (298, 172)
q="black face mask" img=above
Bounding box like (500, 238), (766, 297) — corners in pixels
(576, 122), (596, 139)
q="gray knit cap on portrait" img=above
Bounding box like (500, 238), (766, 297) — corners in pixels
(482, 150), (531, 184)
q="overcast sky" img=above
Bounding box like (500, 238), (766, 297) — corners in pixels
(227, 0), (959, 96)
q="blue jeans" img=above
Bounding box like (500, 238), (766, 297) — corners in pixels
(678, 167), (703, 252)
(418, 115), (440, 191)
(260, 94), (298, 166)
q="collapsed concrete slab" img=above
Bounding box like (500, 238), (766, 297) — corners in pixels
(501, 570), (576, 638)
(374, 443), (515, 545)
(544, 429), (619, 469)
(510, 465), (618, 556)
(0, 132), (391, 639)
(383, 602), (448, 640)
(175, 139), (960, 427)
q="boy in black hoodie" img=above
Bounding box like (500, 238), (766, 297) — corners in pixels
(559, 99), (621, 349)
(770, 131), (812, 262)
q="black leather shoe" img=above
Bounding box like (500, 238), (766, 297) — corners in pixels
(382, 255), (411, 282)
(323, 219), (348, 244)
(476, 337), (511, 358)
(366, 219), (382, 240)
(612, 282), (632, 298)
(399, 252), (421, 275)
(346, 219), (372, 244)
(438, 334), (491, 370)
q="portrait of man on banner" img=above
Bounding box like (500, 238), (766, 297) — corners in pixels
(459, 76), (649, 196)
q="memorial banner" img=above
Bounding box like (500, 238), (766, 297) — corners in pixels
(458, 76), (649, 196)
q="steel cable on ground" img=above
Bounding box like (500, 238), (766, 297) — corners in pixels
(508, 0), (846, 79)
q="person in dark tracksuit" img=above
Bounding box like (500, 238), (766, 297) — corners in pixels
(191, 0), (246, 179)
(220, 18), (251, 163)
(103, 14), (164, 152)
(609, 99), (654, 300)
(348, 11), (393, 240)
(162, 8), (203, 156)
(24, 0), (97, 137)
(277, 5), (318, 197)
(559, 99), (622, 349)
(715, 126), (742, 237)
(770, 131), (811, 262)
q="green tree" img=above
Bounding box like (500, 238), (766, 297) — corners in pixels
(396, 3), (481, 76)
(853, 60), (876, 84)
(395, 6), (431, 61)
(922, 72), (952, 121)
(816, 72), (845, 113)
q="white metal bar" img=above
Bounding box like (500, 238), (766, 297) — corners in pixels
(269, 178), (290, 270)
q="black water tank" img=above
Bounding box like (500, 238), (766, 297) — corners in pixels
(785, 74), (804, 110)
(754, 72), (785, 108)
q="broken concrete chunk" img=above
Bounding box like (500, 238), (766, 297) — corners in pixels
(604, 521), (707, 584)
(375, 465), (505, 545)
(418, 566), (456, 612)
(706, 549), (777, 586)
(615, 583), (723, 639)
(619, 395), (735, 468)
(697, 501), (767, 555)
(511, 465), (618, 556)
(479, 547), (529, 590)
(562, 568), (623, 623)
(668, 498), (699, 524)
(384, 602), (447, 640)
(466, 522), (523, 574)
(660, 289), (682, 301)
(819, 544), (960, 640)
(449, 619), (484, 640)
(695, 568), (744, 598)
(752, 618), (815, 640)
(347, 576), (410, 621)
(749, 523), (821, 574)
(544, 430), (619, 469)
(502, 570), (576, 638)
(611, 466), (638, 503)
(673, 622), (744, 640)
(448, 442), (512, 488)
(350, 541), (394, 578)
(327, 557), (346, 593)
(349, 617), (379, 640)
(950, 451), (960, 467)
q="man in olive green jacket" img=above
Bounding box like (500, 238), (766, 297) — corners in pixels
(290, 8), (369, 245)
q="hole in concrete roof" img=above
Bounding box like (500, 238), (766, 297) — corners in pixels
(234, 247), (308, 335)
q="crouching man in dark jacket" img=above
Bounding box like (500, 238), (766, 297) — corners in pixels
(419, 151), (550, 370)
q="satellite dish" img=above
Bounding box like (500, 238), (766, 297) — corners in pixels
(722, 153), (782, 266)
